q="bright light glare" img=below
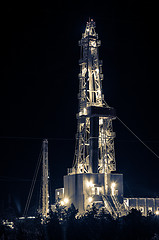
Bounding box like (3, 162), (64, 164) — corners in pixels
(111, 182), (116, 188)
(88, 197), (93, 203)
(60, 201), (64, 206)
(83, 108), (87, 115)
(156, 211), (159, 215)
(99, 118), (103, 125)
(86, 181), (94, 188)
(64, 198), (69, 204)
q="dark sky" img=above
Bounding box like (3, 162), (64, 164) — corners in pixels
(0, 2), (159, 216)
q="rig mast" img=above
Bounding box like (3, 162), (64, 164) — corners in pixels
(69, 19), (116, 183)
(41, 139), (49, 219)
(55, 19), (159, 217)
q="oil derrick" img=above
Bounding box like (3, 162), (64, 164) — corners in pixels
(69, 19), (124, 215)
(41, 139), (49, 220)
(55, 19), (159, 216)
(55, 19), (125, 215)
(71, 19), (116, 180)
(23, 139), (50, 219)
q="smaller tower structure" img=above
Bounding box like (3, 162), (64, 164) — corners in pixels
(41, 139), (49, 219)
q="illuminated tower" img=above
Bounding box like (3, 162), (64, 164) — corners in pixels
(55, 19), (159, 217)
(41, 139), (49, 219)
(69, 19), (116, 192)
(56, 19), (124, 215)
(77, 19), (115, 174)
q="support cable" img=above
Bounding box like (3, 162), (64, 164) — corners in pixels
(117, 116), (159, 159)
(23, 146), (43, 217)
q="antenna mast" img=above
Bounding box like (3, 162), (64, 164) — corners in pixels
(41, 139), (49, 219)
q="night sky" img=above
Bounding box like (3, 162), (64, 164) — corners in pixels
(0, 2), (159, 216)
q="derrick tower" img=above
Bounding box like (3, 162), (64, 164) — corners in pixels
(55, 19), (159, 216)
(70, 19), (116, 179)
(56, 19), (125, 214)
(41, 139), (49, 219)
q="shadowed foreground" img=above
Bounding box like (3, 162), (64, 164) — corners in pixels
(1, 204), (159, 240)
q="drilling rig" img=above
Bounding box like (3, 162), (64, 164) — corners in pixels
(39, 139), (49, 220)
(55, 19), (126, 216)
(55, 19), (159, 216)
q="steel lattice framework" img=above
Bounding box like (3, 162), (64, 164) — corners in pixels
(69, 19), (116, 175)
(42, 139), (49, 219)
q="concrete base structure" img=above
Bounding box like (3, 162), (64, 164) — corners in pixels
(64, 173), (124, 213)
(55, 173), (159, 216)
(56, 172), (123, 213)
